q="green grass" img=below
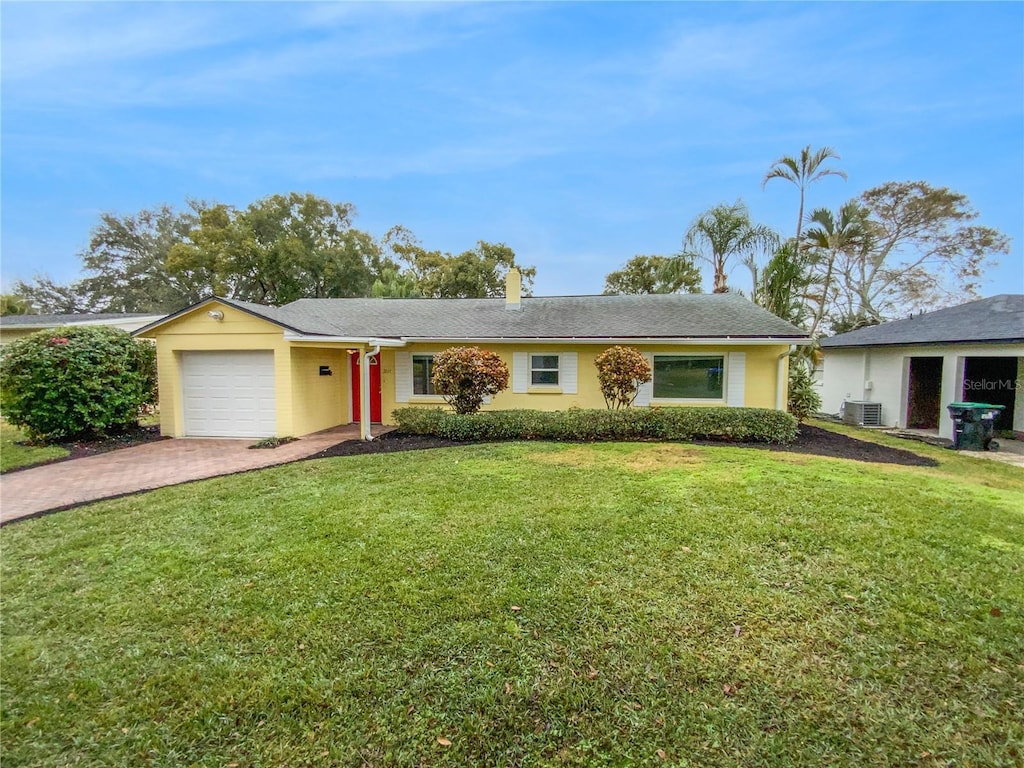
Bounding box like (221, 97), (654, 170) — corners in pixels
(0, 419), (69, 472)
(2, 427), (1022, 766)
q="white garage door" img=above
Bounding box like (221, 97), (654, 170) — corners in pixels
(181, 351), (276, 438)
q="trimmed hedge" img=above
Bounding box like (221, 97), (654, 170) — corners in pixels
(393, 406), (798, 445)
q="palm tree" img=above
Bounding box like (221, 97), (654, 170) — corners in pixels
(802, 202), (866, 337)
(762, 145), (847, 252)
(744, 242), (809, 326)
(681, 201), (778, 293)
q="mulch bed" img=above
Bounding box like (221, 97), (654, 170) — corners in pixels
(59, 424), (168, 460)
(3, 425), (168, 474)
(698, 424), (939, 467)
(310, 424), (939, 467)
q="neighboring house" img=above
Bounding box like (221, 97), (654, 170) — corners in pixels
(0, 313), (166, 345)
(820, 294), (1024, 440)
(134, 272), (809, 440)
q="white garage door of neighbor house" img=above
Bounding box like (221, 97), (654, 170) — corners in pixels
(181, 351), (276, 438)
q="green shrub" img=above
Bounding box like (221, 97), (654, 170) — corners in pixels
(393, 406), (798, 444)
(788, 358), (822, 423)
(431, 346), (509, 414)
(594, 345), (651, 409)
(0, 326), (158, 441)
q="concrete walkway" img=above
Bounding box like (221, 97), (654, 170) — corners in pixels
(885, 428), (1024, 469)
(0, 425), (367, 525)
(958, 439), (1024, 469)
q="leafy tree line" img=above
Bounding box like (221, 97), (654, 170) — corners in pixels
(6, 193), (535, 313)
(602, 146), (1010, 336)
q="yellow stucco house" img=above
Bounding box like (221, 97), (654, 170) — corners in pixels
(134, 272), (809, 440)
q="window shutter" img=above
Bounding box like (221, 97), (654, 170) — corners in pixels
(726, 352), (746, 407)
(635, 352), (654, 406)
(561, 352), (578, 394)
(395, 351), (412, 403)
(513, 352), (528, 393)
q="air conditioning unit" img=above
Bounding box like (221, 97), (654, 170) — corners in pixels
(843, 400), (882, 427)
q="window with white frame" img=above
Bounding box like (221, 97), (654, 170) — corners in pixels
(530, 354), (560, 386)
(652, 355), (724, 399)
(412, 355), (437, 395)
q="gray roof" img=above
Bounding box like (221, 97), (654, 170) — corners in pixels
(820, 294), (1024, 349)
(0, 312), (159, 327)
(140, 293), (809, 340)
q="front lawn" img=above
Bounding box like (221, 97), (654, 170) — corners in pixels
(0, 419), (69, 472)
(2, 431), (1022, 766)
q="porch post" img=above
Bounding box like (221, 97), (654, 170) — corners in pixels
(359, 344), (381, 441)
(359, 349), (371, 441)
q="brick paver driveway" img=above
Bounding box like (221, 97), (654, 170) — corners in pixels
(0, 425), (369, 524)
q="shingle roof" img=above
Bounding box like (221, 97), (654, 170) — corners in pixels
(268, 292), (807, 339)
(0, 312), (159, 327)
(138, 292), (809, 341)
(820, 294), (1024, 348)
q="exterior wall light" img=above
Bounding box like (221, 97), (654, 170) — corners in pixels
(207, 310), (224, 321)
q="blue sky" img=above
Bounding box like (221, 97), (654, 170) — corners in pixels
(2, 1), (1022, 300)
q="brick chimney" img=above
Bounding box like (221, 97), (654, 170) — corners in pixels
(505, 268), (522, 311)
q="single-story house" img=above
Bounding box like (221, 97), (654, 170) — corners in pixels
(820, 294), (1024, 440)
(134, 272), (810, 440)
(0, 312), (166, 345)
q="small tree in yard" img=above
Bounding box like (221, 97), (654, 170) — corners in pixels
(431, 346), (509, 414)
(787, 358), (822, 423)
(0, 326), (157, 441)
(594, 346), (651, 409)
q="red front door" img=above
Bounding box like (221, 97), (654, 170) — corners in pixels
(351, 354), (382, 423)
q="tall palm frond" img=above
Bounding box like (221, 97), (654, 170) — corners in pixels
(762, 145), (847, 254)
(683, 201), (778, 293)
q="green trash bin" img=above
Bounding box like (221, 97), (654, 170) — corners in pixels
(946, 402), (1004, 451)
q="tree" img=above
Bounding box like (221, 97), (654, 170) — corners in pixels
(682, 201), (778, 293)
(13, 203), (214, 314)
(370, 267), (422, 298)
(167, 193), (391, 305)
(801, 203), (866, 337)
(0, 294), (34, 316)
(762, 145), (847, 252)
(832, 181), (1010, 323)
(602, 255), (702, 295)
(594, 346), (652, 409)
(9, 276), (92, 314)
(391, 235), (536, 298)
(431, 346), (509, 414)
(0, 326), (156, 440)
(77, 203), (206, 312)
(745, 243), (810, 326)
(787, 358), (821, 422)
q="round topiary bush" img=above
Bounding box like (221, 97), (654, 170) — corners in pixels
(594, 345), (652, 409)
(0, 326), (157, 441)
(432, 346), (509, 414)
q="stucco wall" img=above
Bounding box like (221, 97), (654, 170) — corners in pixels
(289, 346), (349, 436)
(379, 343), (791, 424)
(821, 343), (1024, 439)
(142, 303), (294, 437)
(144, 302), (795, 438)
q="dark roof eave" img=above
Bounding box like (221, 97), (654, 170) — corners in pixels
(396, 334), (810, 342)
(822, 337), (1024, 350)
